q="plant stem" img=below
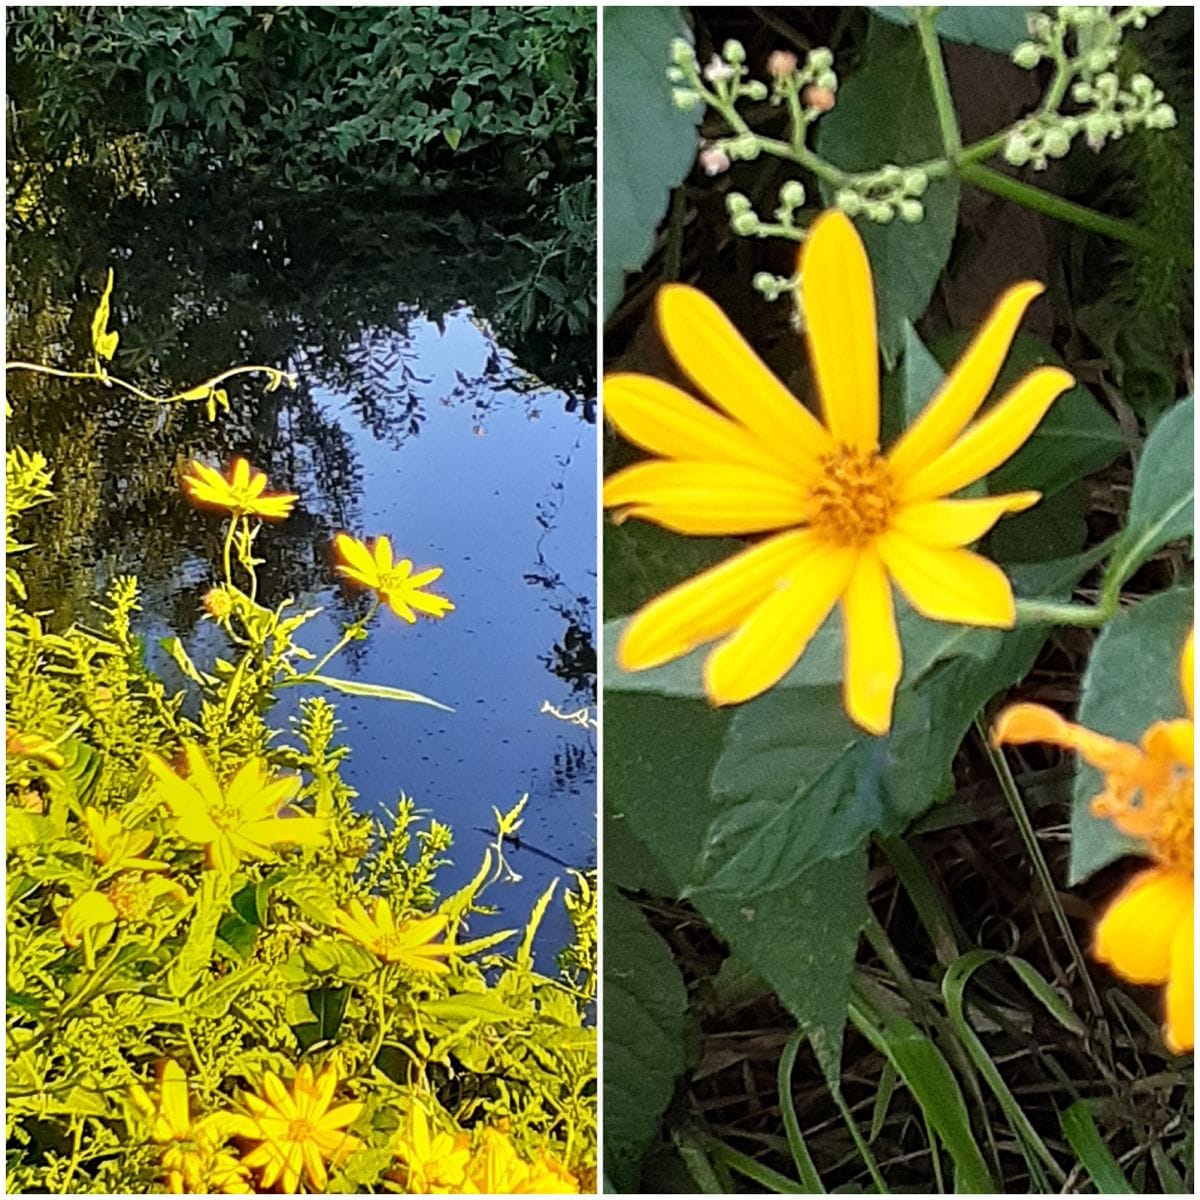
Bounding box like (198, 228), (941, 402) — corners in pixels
(1014, 597), (1114, 628)
(777, 1030), (825, 1193)
(703, 1136), (807, 1193)
(916, 9), (962, 156)
(974, 718), (1104, 1021)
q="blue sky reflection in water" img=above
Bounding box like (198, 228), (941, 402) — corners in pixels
(286, 307), (596, 954)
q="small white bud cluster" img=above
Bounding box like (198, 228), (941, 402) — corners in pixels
(834, 163), (929, 225)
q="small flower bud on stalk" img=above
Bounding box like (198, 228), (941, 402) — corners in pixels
(767, 50), (798, 78)
(699, 145), (731, 176)
(802, 85), (836, 113)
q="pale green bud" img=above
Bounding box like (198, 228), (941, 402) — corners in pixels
(1128, 73), (1154, 97)
(815, 70), (838, 92)
(1072, 81), (1093, 103)
(730, 210), (760, 236)
(667, 66), (685, 83)
(1088, 49), (1116, 75)
(672, 88), (701, 113)
(1012, 42), (1041, 69)
(779, 180), (806, 208)
(728, 134), (760, 161)
(725, 191), (752, 216)
(902, 169), (928, 197)
(1027, 13), (1052, 40)
(1004, 133), (1033, 166)
(742, 80), (769, 101)
(879, 164), (903, 187)
(834, 188), (862, 216)
(670, 38), (695, 69)
(808, 47), (834, 72)
(1042, 126), (1071, 158)
(1145, 103), (1177, 130)
(897, 199), (924, 224)
(866, 201), (894, 224)
(723, 39), (746, 64)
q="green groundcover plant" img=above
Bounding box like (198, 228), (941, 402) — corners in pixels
(6, 280), (597, 1194)
(603, 5), (1191, 1193)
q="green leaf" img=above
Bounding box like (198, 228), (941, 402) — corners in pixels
(216, 911), (258, 960)
(296, 673), (452, 711)
(603, 887), (688, 1194)
(443, 126), (463, 150)
(274, 870), (338, 925)
(168, 873), (231, 998)
(1104, 395), (1194, 595)
(423, 992), (533, 1026)
(871, 7), (1035, 54)
(987, 482), (1088, 566)
(1068, 585), (1194, 883)
(1061, 1102), (1135, 1194)
(817, 21), (960, 365)
(602, 6), (700, 316)
(692, 847), (867, 1087)
(161, 635), (217, 687)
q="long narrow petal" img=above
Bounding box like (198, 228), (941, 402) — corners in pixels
(879, 533), (1016, 628)
(604, 461), (810, 535)
(899, 366), (1074, 502)
(703, 538), (856, 705)
(890, 491), (1041, 548)
(604, 373), (797, 474)
(991, 703), (1144, 778)
(1094, 868), (1192, 984)
(1181, 630), (1194, 718)
(619, 531), (816, 670)
(334, 534), (379, 586)
(657, 285), (834, 471)
(887, 282), (1044, 478)
(842, 548), (902, 735)
(1165, 906), (1194, 1053)
(801, 210), (880, 451)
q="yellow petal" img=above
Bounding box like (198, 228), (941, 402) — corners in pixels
(703, 537), (856, 705)
(890, 491), (1041, 549)
(302, 1140), (328, 1191)
(407, 567), (444, 588)
(991, 703), (1144, 777)
(619, 530), (819, 671)
(1164, 905), (1194, 1054)
(334, 533), (379, 586)
(159, 1061), (191, 1138)
(1093, 868), (1192, 984)
(231, 458), (251, 490)
(801, 209), (880, 450)
(603, 372), (795, 473)
(900, 366), (1074, 502)
(887, 282), (1045, 478)
(387, 594), (418, 623)
(604, 461), (810, 535)
(878, 533), (1015, 628)
(842, 548), (902, 735)
(657, 284), (833, 471)
(374, 535), (395, 573)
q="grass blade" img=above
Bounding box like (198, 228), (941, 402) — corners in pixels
(1060, 1101), (1134, 1193)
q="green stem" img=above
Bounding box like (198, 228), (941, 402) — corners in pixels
(777, 1030), (825, 1193)
(301, 599), (381, 680)
(703, 1137), (807, 1194)
(974, 718), (1105, 1021)
(221, 520), (236, 588)
(877, 836), (961, 967)
(1014, 597), (1114, 628)
(916, 9), (962, 156)
(959, 162), (1164, 253)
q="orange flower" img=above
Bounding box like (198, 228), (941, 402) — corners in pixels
(994, 629), (1194, 1053)
(182, 457), (297, 521)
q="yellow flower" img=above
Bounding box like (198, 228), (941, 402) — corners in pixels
(82, 806), (168, 874)
(994, 629), (1193, 1053)
(604, 210), (1072, 734)
(334, 532), (455, 623)
(61, 874), (187, 946)
(60, 890), (118, 948)
(182, 457), (298, 521)
(331, 897), (453, 973)
(465, 1128), (579, 1194)
(233, 1063), (363, 1193)
(6, 724), (65, 769)
(146, 742), (326, 873)
(129, 1060), (250, 1194)
(390, 1102), (472, 1193)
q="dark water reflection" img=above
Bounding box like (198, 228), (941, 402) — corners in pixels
(6, 177), (596, 954)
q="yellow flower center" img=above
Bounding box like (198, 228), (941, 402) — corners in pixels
(378, 568), (411, 595)
(108, 875), (152, 922)
(1147, 769), (1194, 874)
(808, 444), (896, 545)
(208, 800), (241, 831)
(287, 1117), (317, 1142)
(370, 931), (409, 960)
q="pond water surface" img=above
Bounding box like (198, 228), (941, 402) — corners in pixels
(7, 180), (596, 957)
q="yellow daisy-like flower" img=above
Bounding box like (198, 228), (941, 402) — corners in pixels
(182, 457), (298, 521)
(334, 532), (455, 623)
(145, 742), (326, 874)
(331, 897), (454, 973)
(233, 1063), (363, 1194)
(129, 1060), (250, 1194)
(604, 209), (1073, 734)
(465, 1128), (580, 1194)
(61, 875), (187, 947)
(390, 1102), (473, 1193)
(59, 890), (119, 949)
(994, 629), (1194, 1053)
(82, 806), (168, 874)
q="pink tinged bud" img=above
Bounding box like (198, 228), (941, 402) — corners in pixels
(767, 50), (799, 78)
(699, 146), (732, 176)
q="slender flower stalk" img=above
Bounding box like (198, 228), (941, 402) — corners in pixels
(605, 209), (1071, 733)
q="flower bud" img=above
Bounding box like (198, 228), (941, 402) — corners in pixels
(1087, 48), (1116, 74)
(1042, 126), (1071, 158)
(815, 70), (838, 92)
(667, 66), (685, 83)
(726, 191), (752, 216)
(897, 199), (924, 224)
(834, 188), (862, 216)
(728, 134), (760, 161)
(802, 85), (836, 113)
(722, 39), (746, 65)
(902, 168), (928, 196)
(730, 210), (760, 236)
(866, 201), (894, 224)
(779, 180), (806, 208)
(703, 56), (735, 84)
(1145, 103), (1177, 130)
(753, 272), (780, 298)
(670, 38), (695, 69)
(808, 47), (834, 72)
(1128, 73), (1154, 97)
(742, 80), (769, 101)
(1027, 13), (1052, 39)
(699, 146), (731, 176)
(1012, 42), (1041, 69)
(1004, 132), (1032, 166)
(672, 88), (701, 113)
(1072, 81), (1093, 103)
(767, 50), (799, 78)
